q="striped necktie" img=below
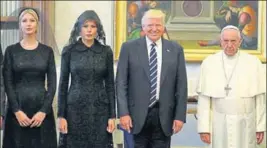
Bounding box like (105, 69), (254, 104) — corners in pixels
(149, 42), (158, 107)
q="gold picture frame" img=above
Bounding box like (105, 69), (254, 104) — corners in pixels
(114, 1), (266, 63)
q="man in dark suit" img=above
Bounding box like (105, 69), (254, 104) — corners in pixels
(116, 9), (188, 148)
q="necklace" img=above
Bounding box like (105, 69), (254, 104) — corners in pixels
(20, 40), (38, 50)
(221, 51), (240, 96)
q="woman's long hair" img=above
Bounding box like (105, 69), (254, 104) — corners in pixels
(68, 10), (106, 45)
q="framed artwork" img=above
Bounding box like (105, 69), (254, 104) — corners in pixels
(114, 1), (266, 63)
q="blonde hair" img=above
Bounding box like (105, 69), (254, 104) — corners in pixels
(19, 9), (39, 22)
(141, 9), (166, 26)
(18, 8), (39, 34)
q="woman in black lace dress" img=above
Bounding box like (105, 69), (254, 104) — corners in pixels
(2, 8), (57, 148)
(57, 10), (116, 148)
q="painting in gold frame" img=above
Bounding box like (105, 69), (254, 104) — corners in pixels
(114, 1), (266, 63)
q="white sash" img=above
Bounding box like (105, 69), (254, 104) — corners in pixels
(213, 97), (255, 114)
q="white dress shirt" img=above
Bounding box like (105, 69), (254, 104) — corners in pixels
(146, 36), (162, 101)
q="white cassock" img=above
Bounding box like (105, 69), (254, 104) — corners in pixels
(196, 50), (266, 148)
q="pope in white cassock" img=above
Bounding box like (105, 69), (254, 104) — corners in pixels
(196, 25), (266, 148)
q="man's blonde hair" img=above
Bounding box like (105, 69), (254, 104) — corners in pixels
(141, 9), (166, 26)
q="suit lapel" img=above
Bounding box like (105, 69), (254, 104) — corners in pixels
(137, 37), (150, 79)
(160, 39), (171, 86)
(137, 37), (172, 83)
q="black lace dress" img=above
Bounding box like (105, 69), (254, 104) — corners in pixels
(2, 43), (57, 148)
(57, 39), (115, 148)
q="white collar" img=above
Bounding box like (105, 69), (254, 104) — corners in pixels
(222, 50), (240, 60)
(145, 36), (162, 47)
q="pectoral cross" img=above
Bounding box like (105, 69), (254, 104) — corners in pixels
(224, 85), (232, 96)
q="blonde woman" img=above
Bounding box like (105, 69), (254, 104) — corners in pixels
(3, 7), (57, 148)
